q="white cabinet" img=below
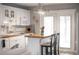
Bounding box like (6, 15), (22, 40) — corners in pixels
(0, 35), (27, 48)
(0, 5), (30, 26)
(16, 8), (30, 25)
(0, 5), (4, 33)
(20, 10), (30, 25)
(27, 38), (41, 55)
(5, 35), (26, 48)
(1, 5), (16, 25)
(0, 5), (30, 33)
(9, 37), (18, 48)
(0, 35), (29, 49)
(0, 38), (10, 48)
(0, 5), (17, 32)
(0, 5), (3, 25)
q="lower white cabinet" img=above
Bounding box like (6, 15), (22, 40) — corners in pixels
(0, 38), (9, 48)
(0, 35), (28, 48)
(9, 35), (26, 48)
(9, 37), (18, 48)
(27, 38), (41, 55)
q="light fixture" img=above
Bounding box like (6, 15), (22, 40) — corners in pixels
(36, 3), (45, 15)
(38, 10), (45, 15)
(3, 20), (8, 24)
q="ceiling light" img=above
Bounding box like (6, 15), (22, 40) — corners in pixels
(38, 9), (45, 15)
(35, 3), (45, 15)
(3, 20), (8, 24)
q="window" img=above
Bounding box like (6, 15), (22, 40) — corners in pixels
(60, 16), (71, 48)
(44, 16), (53, 36)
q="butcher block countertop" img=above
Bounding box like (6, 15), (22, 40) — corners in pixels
(0, 32), (24, 38)
(0, 33), (48, 38)
(25, 33), (48, 38)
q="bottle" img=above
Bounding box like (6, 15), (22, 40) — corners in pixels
(41, 26), (44, 35)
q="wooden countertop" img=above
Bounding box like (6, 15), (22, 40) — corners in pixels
(0, 35), (20, 38)
(0, 33), (48, 39)
(0, 33), (24, 38)
(25, 33), (48, 38)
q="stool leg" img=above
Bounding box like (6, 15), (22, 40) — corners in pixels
(50, 46), (52, 55)
(45, 47), (48, 55)
(41, 46), (43, 55)
(54, 44), (56, 55)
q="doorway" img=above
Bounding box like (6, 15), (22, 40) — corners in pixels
(43, 9), (75, 52)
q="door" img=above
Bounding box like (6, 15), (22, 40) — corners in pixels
(44, 16), (54, 36)
(59, 13), (75, 52)
(43, 9), (75, 51)
(60, 16), (71, 48)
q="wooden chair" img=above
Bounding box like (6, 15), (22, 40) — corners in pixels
(40, 33), (60, 55)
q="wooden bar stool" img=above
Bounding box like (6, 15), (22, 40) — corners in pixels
(56, 33), (60, 55)
(50, 33), (60, 55)
(40, 33), (60, 55)
(40, 34), (56, 55)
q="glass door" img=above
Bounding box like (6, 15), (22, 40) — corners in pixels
(44, 15), (71, 48)
(42, 10), (75, 51)
(44, 16), (54, 36)
(60, 16), (71, 48)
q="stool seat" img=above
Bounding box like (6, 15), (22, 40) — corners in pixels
(40, 42), (51, 47)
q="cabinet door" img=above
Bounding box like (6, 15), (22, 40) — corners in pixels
(2, 5), (17, 25)
(21, 10), (30, 25)
(9, 37), (18, 48)
(16, 9), (30, 25)
(9, 35), (26, 48)
(0, 5), (3, 25)
(0, 38), (10, 48)
(5, 39), (10, 48)
(7, 6), (16, 25)
(16, 35), (26, 48)
(0, 5), (4, 33)
(15, 9), (23, 25)
(1, 6), (9, 25)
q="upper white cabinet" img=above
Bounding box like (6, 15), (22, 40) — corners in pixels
(0, 5), (30, 26)
(1, 5), (16, 25)
(15, 8), (30, 25)
(0, 5), (5, 25)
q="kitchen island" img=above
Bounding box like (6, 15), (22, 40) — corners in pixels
(0, 32), (27, 48)
(25, 33), (49, 55)
(0, 33), (48, 55)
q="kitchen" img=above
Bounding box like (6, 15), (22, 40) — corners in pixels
(0, 3), (78, 55)
(0, 4), (50, 55)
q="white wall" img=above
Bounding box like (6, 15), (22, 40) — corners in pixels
(30, 11), (40, 34)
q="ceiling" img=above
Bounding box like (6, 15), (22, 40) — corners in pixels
(15, 3), (53, 7)
(2, 3), (53, 10)
(2, 3), (79, 10)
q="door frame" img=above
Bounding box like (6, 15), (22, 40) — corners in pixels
(41, 9), (76, 52)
